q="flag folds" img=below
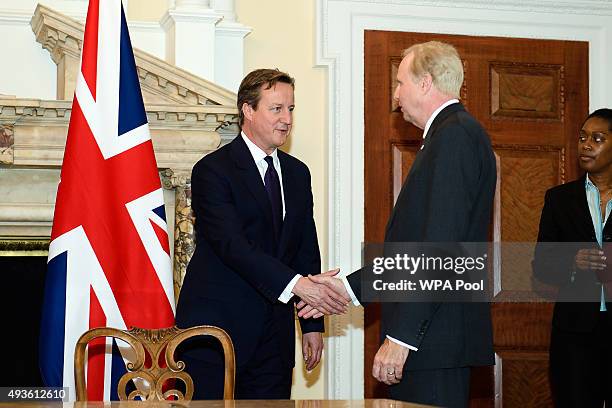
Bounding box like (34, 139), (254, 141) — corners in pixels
(39, 0), (175, 401)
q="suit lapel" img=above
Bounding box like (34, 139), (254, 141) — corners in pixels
(229, 136), (274, 227)
(277, 152), (296, 256)
(569, 177), (597, 239)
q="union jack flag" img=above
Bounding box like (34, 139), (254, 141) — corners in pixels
(39, 0), (175, 401)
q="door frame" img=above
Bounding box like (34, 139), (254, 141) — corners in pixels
(316, 0), (612, 399)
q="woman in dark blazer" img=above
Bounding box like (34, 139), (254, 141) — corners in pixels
(533, 109), (612, 408)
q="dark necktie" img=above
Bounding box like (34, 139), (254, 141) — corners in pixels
(264, 156), (283, 242)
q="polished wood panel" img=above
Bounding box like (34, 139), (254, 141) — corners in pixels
(495, 147), (564, 294)
(497, 146), (564, 242)
(496, 351), (553, 407)
(392, 143), (419, 203)
(390, 58), (402, 112)
(364, 30), (588, 406)
(491, 303), (554, 349)
(490, 62), (562, 120)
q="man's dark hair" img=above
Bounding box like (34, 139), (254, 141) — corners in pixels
(585, 108), (612, 130)
(237, 68), (295, 127)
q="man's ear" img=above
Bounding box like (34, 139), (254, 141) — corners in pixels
(242, 103), (254, 122)
(421, 74), (433, 94)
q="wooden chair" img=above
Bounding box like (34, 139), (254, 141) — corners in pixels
(74, 325), (235, 401)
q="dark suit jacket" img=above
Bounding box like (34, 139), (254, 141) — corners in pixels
(533, 177), (612, 332)
(175, 135), (323, 368)
(349, 103), (496, 370)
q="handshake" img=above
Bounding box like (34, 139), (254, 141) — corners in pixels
(292, 269), (352, 319)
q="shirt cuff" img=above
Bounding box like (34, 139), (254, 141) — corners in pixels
(341, 276), (361, 306)
(279, 274), (302, 303)
(386, 335), (418, 351)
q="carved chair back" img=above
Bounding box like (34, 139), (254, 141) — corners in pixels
(74, 325), (235, 401)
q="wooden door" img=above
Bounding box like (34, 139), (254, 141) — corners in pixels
(364, 30), (588, 407)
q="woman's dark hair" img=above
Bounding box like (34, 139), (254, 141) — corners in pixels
(585, 108), (612, 130)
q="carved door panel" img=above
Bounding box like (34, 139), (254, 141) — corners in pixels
(364, 30), (588, 407)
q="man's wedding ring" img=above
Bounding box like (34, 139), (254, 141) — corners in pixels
(386, 369), (395, 375)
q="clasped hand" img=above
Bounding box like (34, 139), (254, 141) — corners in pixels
(294, 270), (351, 319)
(294, 272), (411, 385)
(293, 269), (351, 317)
(575, 248), (606, 271)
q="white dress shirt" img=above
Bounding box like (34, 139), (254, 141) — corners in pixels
(584, 174), (610, 312)
(341, 99), (460, 351)
(240, 132), (301, 303)
(241, 132), (286, 216)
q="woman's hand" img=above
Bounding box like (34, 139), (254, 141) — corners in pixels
(575, 248), (606, 271)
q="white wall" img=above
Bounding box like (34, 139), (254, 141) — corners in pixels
(0, 13), (56, 99)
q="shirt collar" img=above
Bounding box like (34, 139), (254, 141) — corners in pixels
(241, 131), (278, 164)
(422, 99), (459, 139)
(585, 174), (596, 189)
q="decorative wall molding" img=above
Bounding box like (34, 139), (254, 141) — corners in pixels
(0, 0), (249, 99)
(316, 0), (612, 399)
(0, 97), (235, 172)
(0, 9), (36, 24)
(0, 239), (49, 252)
(31, 4), (237, 106)
(214, 22), (251, 92)
(0, 1), (87, 22)
(0, 98), (237, 126)
(326, 0), (612, 15)
(0, 123), (14, 164)
(161, 8), (222, 82)
(212, 0), (237, 22)
(0, 166), (59, 238)
(161, 169), (194, 301)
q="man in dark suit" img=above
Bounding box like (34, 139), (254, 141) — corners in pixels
(533, 109), (612, 407)
(298, 41), (496, 407)
(176, 69), (349, 399)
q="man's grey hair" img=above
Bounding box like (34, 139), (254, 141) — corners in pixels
(403, 41), (464, 98)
